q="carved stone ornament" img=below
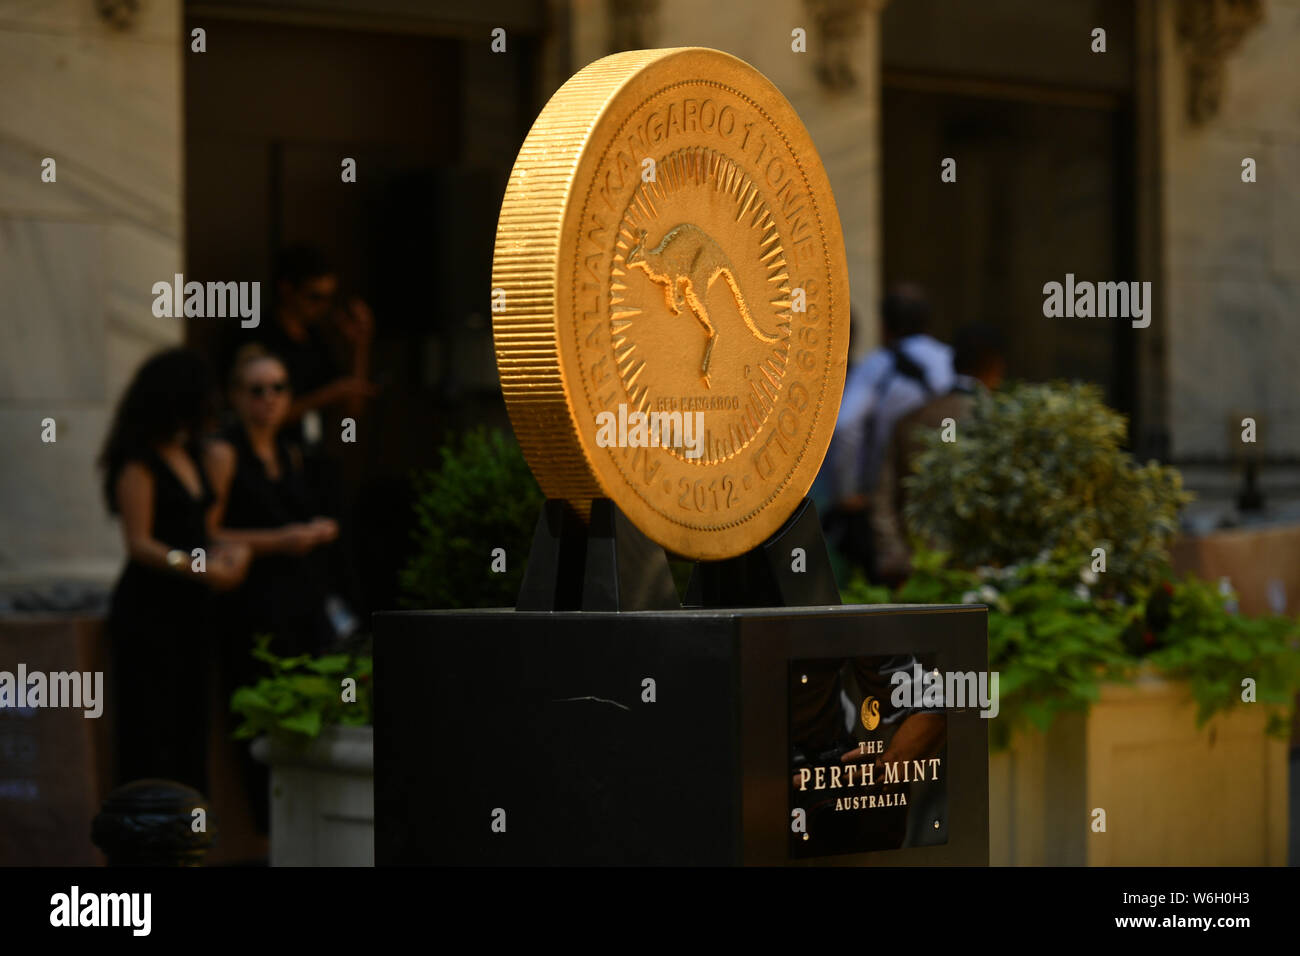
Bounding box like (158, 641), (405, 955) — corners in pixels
(803, 0), (873, 91)
(1176, 0), (1265, 124)
(95, 0), (141, 31)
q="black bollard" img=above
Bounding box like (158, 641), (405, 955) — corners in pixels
(91, 779), (214, 866)
(1236, 459), (1265, 513)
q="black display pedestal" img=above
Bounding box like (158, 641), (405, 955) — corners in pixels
(374, 499), (989, 866)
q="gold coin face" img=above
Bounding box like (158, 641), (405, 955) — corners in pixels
(493, 48), (849, 560)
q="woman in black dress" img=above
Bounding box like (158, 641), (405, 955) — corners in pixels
(99, 348), (251, 795)
(206, 345), (339, 662)
(206, 346), (338, 832)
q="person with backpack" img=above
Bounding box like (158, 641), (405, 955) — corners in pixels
(822, 284), (953, 581)
(871, 322), (1008, 584)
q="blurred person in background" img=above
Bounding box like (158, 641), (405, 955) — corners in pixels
(256, 244), (377, 449)
(206, 344), (340, 833)
(823, 284), (953, 580)
(206, 344), (339, 660)
(98, 348), (251, 795)
(253, 244), (374, 635)
(872, 322), (1008, 584)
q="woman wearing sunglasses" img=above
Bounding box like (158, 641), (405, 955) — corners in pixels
(206, 344), (340, 659)
(205, 344), (341, 832)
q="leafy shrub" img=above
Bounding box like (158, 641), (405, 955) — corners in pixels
(230, 635), (372, 742)
(400, 428), (544, 609)
(904, 382), (1191, 594)
(1151, 575), (1300, 732)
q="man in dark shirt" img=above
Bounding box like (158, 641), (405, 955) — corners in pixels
(256, 244), (377, 448)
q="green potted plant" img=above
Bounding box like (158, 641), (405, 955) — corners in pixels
(401, 427), (544, 609)
(233, 636), (374, 866)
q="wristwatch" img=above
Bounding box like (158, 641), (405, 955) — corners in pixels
(166, 549), (188, 572)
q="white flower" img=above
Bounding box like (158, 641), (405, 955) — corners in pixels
(979, 585), (999, 604)
(961, 591), (979, 605)
(1080, 568), (1099, 586)
(1073, 583), (1090, 601)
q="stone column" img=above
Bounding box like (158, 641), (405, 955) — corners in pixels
(0, 0), (185, 591)
(1157, 0), (1300, 512)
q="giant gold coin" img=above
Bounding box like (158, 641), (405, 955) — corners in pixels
(493, 47), (850, 561)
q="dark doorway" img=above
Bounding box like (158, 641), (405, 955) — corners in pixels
(183, 10), (543, 615)
(880, 0), (1137, 418)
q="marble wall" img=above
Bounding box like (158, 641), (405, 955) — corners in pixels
(1159, 0), (1300, 468)
(0, 0), (184, 589)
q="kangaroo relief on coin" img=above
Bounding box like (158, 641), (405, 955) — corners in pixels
(627, 222), (783, 386)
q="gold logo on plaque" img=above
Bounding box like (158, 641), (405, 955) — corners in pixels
(492, 48), (850, 560)
(861, 696), (880, 731)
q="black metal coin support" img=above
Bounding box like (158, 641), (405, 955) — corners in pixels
(515, 497), (839, 612)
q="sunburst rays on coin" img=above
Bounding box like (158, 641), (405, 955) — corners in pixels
(610, 147), (793, 465)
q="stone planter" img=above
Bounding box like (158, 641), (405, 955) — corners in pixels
(988, 673), (1288, 865)
(251, 725), (374, 866)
